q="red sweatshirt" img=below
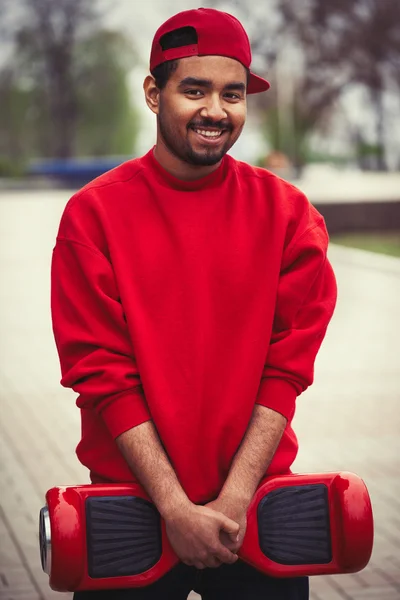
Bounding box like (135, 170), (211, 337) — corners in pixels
(51, 149), (337, 504)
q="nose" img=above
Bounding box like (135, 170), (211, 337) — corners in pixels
(200, 93), (227, 122)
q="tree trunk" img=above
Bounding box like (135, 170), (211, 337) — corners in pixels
(373, 89), (387, 171)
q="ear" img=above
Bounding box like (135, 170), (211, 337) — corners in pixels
(143, 75), (160, 115)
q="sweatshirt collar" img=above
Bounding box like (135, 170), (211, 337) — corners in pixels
(142, 148), (228, 191)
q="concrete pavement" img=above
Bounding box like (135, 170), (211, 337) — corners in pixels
(0, 189), (399, 599)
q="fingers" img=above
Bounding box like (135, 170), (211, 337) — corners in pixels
(185, 547), (236, 569)
(165, 505), (241, 571)
(213, 543), (239, 565)
(185, 557), (221, 569)
(219, 513), (240, 537)
(184, 558), (207, 569)
(193, 561), (207, 569)
(204, 557), (222, 569)
(220, 530), (240, 553)
(193, 554), (233, 569)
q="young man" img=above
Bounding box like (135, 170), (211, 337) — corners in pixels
(51, 8), (337, 600)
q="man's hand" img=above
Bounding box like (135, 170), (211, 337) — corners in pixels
(165, 502), (240, 569)
(205, 496), (248, 555)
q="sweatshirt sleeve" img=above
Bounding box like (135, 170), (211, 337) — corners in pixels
(256, 217), (337, 421)
(51, 236), (151, 439)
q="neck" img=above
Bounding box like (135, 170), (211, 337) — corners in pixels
(153, 137), (222, 181)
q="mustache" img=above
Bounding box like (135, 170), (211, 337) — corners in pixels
(188, 118), (232, 131)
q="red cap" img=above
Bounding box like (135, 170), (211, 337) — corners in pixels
(150, 8), (270, 94)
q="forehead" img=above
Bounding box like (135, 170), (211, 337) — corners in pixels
(170, 55), (247, 86)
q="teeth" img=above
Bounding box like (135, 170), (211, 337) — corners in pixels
(194, 129), (222, 138)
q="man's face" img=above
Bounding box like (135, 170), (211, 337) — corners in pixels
(157, 55), (247, 167)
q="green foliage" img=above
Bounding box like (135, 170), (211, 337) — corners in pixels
(74, 30), (138, 156)
(0, 156), (25, 177)
(262, 102), (315, 169)
(0, 72), (31, 162)
(331, 233), (400, 258)
(0, 1), (139, 163)
(306, 151), (352, 166)
(356, 142), (383, 159)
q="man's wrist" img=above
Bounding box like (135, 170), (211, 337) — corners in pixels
(217, 406), (287, 513)
(157, 491), (193, 521)
(217, 484), (253, 513)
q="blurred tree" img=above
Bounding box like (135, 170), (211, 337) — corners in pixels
(73, 29), (138, 156)
(209, 0), (400, 171)
(0, 0), (138, 164)
(207, 0), (343, 169)
(278, 0), (400, 170)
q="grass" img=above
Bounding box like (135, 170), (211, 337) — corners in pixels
(331, 232), (400, 258)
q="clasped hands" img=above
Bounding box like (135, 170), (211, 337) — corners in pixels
(165, 495), (248, 570)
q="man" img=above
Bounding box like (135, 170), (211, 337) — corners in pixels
(51, 8), (337, 600)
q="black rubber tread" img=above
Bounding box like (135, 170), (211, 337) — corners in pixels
(86, 496), (162, 578)
(257, 484), (332, 565)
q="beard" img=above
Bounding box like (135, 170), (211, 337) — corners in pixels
(158, 103), (237, 167)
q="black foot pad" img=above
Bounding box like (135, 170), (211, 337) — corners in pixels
(86, 496), (162, 578)
(258, 484), (332, 565)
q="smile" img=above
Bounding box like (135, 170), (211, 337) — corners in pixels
(193, 129), (223, 138)
(190, 127), (227, 145)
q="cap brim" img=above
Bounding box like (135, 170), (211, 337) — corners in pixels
(247, 72), (270, 94)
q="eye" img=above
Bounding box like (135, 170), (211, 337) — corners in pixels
(224, 92), (242, 101)
(185, 89), (204, 97)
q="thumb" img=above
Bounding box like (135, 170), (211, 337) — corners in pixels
(220, 514), (240, 541)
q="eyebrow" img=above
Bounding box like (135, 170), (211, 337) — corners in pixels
(178, 77), (246, 92)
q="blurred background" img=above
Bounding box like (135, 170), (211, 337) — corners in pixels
(0, 2), (399, 600)
(1, 0), (399, 251)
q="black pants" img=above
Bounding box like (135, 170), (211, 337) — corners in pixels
(73, 560), (309, 599)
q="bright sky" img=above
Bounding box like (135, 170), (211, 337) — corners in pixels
(103, 0), (202, 63)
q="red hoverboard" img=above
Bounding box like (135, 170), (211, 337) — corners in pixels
(39, 471), (373, 592)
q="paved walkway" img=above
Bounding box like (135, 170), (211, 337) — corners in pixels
(0, 190), (399, 600)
